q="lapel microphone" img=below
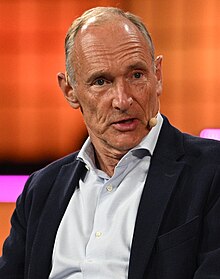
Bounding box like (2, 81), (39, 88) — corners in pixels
(148, 114), (158, 128)
(148, 101), (160, 128)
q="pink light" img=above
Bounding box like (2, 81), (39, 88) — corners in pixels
(200, 129), (220, 141)
(0, 175), (28, 202)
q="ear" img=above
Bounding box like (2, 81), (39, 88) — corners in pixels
(154, 55), (163, 96)
(57, 72), (80, 109)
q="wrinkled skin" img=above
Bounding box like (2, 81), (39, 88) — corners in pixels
(58, 15), (163, 176)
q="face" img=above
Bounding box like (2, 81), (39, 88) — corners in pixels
(60, 16), (162, 155)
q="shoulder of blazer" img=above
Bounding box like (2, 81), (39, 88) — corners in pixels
(158, 115), (220, 164)
(182, 132), (220, 164)
(18, 151), (84, 217)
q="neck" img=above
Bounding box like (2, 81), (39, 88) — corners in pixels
(92, 142), (128, 177)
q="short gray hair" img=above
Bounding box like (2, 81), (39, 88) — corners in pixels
(65, 7), (155, 84)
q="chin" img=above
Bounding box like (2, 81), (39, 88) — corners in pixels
(111, 138), (143, 152)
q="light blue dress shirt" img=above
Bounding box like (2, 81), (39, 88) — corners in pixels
(49, 114), (163, 279)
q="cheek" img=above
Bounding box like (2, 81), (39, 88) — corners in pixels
(82, 103), (96, 120)
(134, 82), (153, 106)
(80, 97), (108, 128)
(134, 83), (158, 117)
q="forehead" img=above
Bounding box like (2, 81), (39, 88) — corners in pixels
(73, 16), (152, 72)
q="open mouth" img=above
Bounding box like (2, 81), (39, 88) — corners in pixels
(116, 118), (134, 124)
(112, 118), (138, 131)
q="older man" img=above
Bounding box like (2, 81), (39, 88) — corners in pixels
(0, 7), (220, 279)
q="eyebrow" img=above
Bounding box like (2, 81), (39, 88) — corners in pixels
(127, 61), (148, 71)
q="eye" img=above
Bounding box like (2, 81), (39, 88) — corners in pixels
(133, 72), (143, 79)
(94, 78), (106, 86)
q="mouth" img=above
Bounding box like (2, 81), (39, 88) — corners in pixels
(112, 118), (139, 131)
(117, 118), (134, 124)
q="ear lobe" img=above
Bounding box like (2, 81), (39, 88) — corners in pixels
(57, 72), (80, 109)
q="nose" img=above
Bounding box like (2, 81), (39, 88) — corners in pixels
(112, 80), (133, 111)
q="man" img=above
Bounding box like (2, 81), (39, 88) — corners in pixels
(0, 6), (220, 279)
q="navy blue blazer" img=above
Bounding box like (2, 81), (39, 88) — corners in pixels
(1, 116), (220, 279)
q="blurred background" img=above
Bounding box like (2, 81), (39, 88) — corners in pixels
(0, 0), (220, 252)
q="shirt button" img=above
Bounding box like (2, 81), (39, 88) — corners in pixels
(95, 231), (102, 238)
(106, 184), (113, 192)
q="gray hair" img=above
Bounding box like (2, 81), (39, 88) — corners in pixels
(65, 6), (155, 85)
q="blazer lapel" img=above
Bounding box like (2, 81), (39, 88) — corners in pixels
(128, 116), (186, 279)
(28, 160), (86, 278)
(128, 158), (185, 279)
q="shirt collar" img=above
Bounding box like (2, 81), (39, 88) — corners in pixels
(132, 112), (163, 156)
(77, 113), (163, 169)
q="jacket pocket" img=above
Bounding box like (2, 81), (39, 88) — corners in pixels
(157, 215), (200, 251)
(154, 216), (200, 279)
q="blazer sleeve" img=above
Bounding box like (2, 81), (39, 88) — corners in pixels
(0, 153), (80, 279)
(0, 174), (35, 278)
(194, 167), (220, 278)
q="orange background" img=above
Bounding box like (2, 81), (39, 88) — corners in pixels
(1, 0), (220, 254)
